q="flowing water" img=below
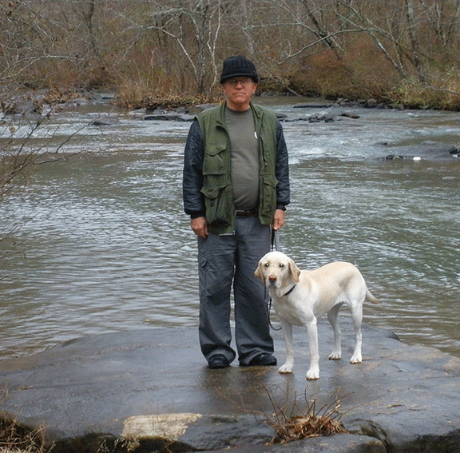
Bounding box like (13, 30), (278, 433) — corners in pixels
(1, 96), (459, 360)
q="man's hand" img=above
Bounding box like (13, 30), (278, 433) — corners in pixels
(191, 216), (209, 239)
(272, 209), (285, 231)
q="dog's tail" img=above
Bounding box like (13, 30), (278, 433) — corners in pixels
(365, 288), (380, 304)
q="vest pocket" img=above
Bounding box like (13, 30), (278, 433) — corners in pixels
(201, 183), (232, 227)
(202, 143), (226, 175)
(202, 142), (232, 227)
(259, 175), (277, 223)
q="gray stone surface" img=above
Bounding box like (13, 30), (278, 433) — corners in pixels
(381, 141), (459, 160)
(1, 319), (460, 452)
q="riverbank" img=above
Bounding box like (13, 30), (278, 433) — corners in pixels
(3, 1), (460, 115)
(1, 85), (459, 119)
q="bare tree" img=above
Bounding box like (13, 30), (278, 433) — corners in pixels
(418, 0), (460, 50)
(299, 0), (344, 58)
(80, 0), (101, 58)
(404, 0), (427, 83)
(1, 0), (460, 104)
(335, 0), (409, 78)
(241, 0), (256, 60)
(135, 0), (227, 95)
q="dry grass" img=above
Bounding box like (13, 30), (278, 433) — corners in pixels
(0, 386), (51, 453)
(262, 388), (350, 445)
(114, 78), (214, 110)
(0, 419), (50, 453)
(393, 70), (460, 110)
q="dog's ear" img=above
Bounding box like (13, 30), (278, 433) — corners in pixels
(289, 259), (301, 282)
(254, 262), (263, 280)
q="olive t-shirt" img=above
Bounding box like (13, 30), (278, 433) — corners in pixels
(225, 107), (259, 210)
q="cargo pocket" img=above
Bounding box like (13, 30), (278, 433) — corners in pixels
(201, 184), (232, 227)
(198, 253), (207, 299)
(202, 143), (232, 227)
(203, 143), (226, 175)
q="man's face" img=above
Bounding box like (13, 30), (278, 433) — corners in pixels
(222, 77), (257, 111)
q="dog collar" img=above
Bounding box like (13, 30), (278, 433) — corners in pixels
(282, 284), (297, 297)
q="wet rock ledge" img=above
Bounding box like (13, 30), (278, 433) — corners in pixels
(1, 321), (460, 452)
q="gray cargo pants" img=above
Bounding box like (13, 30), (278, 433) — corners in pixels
(197, 216), (273, 365)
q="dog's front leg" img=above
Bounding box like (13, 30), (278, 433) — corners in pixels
(279, 319), (294, 373)
(306, 317), (320, 380)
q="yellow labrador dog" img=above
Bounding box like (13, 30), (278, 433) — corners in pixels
(255, 251), (379, 380)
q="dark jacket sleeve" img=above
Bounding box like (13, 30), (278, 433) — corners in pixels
(183, 119), (206, 218)
(275, 119), (290, 209)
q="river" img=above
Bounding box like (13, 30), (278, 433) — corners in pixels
(1, 96), (459, 361)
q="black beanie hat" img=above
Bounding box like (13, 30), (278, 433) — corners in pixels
(220, 55), (259, 84)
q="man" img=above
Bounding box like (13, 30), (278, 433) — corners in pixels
(183, 55), (290, 369)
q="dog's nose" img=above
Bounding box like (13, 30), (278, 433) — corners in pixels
(269, 275), (277, 282)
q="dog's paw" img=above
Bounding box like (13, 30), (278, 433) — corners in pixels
(350, 355), (362, 364)
(279, 364), (293, 374)
(328, 352), (342, 360)
(306, 368), (319, 380)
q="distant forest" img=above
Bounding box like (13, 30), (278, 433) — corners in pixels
(1, 0), (460, 109)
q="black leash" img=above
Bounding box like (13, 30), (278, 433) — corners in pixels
(268, 229), (282, 331)
(271, 228), (280, 252)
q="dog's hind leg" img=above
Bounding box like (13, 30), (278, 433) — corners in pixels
(327, 304), (342, 360)
(349, 303), (363, 364)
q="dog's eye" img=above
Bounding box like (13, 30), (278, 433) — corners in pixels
(279, 264), (285, 268)
(264, 263), (270, 267)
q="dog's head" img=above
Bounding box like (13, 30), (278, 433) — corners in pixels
(255, 251), (301, 289)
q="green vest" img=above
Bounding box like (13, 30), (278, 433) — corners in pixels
(197, 102), (278, 235)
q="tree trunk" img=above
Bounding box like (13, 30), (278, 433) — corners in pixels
(404, 0), (427, 83)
